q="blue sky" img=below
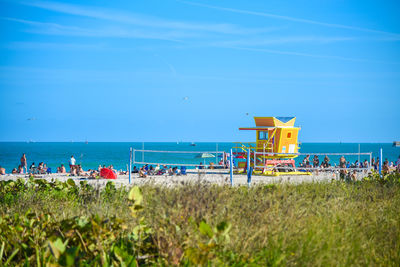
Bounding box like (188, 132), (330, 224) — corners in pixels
(0, 0), (399, 142)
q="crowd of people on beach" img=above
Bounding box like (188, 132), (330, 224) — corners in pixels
(135, 161), (229, 178)
(0, 154), (128, 178)
(134, 164), (191, 178)
(64, 156), (129, 178)
(0, 152), (225, 178)
(298, 154), (400, 181)
(299, 155), (371, 169)
(298, 154), (400, 173)
(1, 153), (399, 179)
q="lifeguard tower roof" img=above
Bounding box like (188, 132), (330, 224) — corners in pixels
(254, 117), (296, 127)
(239, 117), (297, 130)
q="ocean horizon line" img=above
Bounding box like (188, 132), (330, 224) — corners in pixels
(0, 141), (397, 144)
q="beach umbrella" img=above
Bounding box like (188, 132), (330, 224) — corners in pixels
(100, 168), (117, 179)
(195, 153), (215, 165)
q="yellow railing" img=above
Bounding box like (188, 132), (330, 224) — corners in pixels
(232, 142), (257, 152)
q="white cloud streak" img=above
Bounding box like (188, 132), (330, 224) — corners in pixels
(1, 17), (361, 47)
(221, 46), (400, 64)
(210, 36), (356, 47)
(180, 1), (400, 38)
(1, 17), (191, 42)
(4, 1), (397, 64)
(5, 16), (397, 64)
(3, 41), (107, 50)
(18, 0), (270, 35)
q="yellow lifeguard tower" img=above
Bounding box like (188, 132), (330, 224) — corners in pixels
(235, 116), (306, 175)
(239, 117), (300, 155)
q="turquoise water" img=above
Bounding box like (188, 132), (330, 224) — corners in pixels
(0, 142), (399, 173)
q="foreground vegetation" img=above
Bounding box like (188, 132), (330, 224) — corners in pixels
(0, 173), (399, 266)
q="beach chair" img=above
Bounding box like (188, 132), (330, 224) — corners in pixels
(180, 166), (187, 175)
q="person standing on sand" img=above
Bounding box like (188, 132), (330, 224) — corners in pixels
(339, 156), (346, 167)
(302, 155), (311, 168)
(20, 153), (27, 173)
(323, 155), (330, 168)
(313, 155), (319, 168)
(69, 155), (76, 173)
(339, 156), (347, 179)
(375, 157), (380, 171)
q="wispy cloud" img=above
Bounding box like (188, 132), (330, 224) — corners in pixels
(5, 0), (396, 64)
(3, 17), (397, 64)
(3, 41), (107, 50)
(220, 46), (400, 64)
(1, 17), (192, 42)
(210, 36), (356, 47)
(180, 1), (400, 38)
(18, 0), (270, 35)
(3, 17), (86, 34)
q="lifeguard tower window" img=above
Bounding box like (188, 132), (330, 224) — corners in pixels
(287, 132), (292, 138)
(258, 131), (268, 140)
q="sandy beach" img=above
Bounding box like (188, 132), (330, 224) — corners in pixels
(0, 169), (369, 187)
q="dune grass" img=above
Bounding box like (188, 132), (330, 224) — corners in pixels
(0, 174), (399, 266)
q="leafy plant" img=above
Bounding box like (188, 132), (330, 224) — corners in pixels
(0, 173), (399, 266)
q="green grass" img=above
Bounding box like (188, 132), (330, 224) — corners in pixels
(0, 174), (399, 266)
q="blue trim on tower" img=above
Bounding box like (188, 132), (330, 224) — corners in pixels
(276, 117), (295, 123)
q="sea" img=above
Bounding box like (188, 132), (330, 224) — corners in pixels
(0, 142), (399, 173)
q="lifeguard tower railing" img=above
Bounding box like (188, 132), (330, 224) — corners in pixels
(232, 142), (300, 159)
(232, 142), (257, 153)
